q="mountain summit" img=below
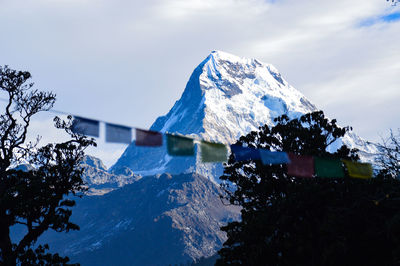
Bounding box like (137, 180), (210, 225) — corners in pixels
(150, 50), (316, 140)
(110, 51), (373, 182)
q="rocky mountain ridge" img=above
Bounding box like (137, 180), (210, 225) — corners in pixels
(80, 155), (140, 195)
(109, 51), (376, 184)
(39, 173), (240, 265)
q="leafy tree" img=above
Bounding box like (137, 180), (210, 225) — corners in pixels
(375, 129), (400, 179)
(0, 66), (95, 265)
(217, 111), (400, 266)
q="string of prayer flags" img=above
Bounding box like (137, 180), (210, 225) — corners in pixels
(71, 116), (100, 137)
(105, 123), (132, 144)
(166, 134), (195, 156)
(67, 112), (378, 180)
(259, 150), (290, 165)
(287, 153), (314, 178)
(314, 157), (345, 178)
(342, 160), (373, 179)
(200, 141), (228, 163)
(230, 144), (261, 162)
(135, 128), (163, 147)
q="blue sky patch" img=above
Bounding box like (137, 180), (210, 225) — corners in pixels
(359, 10), (400, 27)
(382, 11), (400, 22)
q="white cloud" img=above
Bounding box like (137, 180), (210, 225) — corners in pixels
(156, 0), (270, 20)
(0, 0), (399, 165)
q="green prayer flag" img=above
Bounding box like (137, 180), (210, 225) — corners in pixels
(166, 134), (195, 156)
(314, 157), (345, 178)
(200, 141), (228, 163)
(342, 160), (373, 179)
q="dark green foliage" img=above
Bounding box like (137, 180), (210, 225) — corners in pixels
(217, 111), (400, 266)
(0, 66), (95, 265)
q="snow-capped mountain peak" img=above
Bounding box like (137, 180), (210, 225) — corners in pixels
(109, 51), (319, 181)
(110, 51), (373, 182)
(150, 50), (316, 144)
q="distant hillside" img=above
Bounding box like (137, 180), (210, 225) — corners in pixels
(39, 173), (240, 265)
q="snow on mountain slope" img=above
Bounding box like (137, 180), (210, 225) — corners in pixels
(110, 51), (376, 182)
(151, 50), (316, 142)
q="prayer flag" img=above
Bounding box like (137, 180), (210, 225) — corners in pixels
(342, 160), (373, 179)
(200, 141), (228, 163)
(259, 150), (290, 165)
(166, 134), (195, 156)
(105, 123), (132, 144)
(287, 153), (314, 178)
(230, 145), (261, 162)
(314, 157), (344, 178)
(135, 128), (163, 147)
(71, 116), (99, 137)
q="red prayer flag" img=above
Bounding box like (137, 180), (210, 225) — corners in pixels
(287, 153), (314, 178)
(135, 128), (163, 147)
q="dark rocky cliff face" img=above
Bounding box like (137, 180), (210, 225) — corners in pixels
(40, 173), (240, 265)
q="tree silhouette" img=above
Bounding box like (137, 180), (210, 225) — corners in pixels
(217, 111), (400, 266)
(0, 66), (95, 265)
(375, 129), (400, 179)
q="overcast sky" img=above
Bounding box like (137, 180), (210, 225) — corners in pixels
(1, 0), (399, 167)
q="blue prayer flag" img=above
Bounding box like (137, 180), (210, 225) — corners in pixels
(230, 145), (261, 162)
(106, 123), (132, 144)
(259, 150), (290, 165)
(71, 116), (99, 137)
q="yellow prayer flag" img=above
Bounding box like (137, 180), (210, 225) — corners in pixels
(342, 160), (373, 179)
